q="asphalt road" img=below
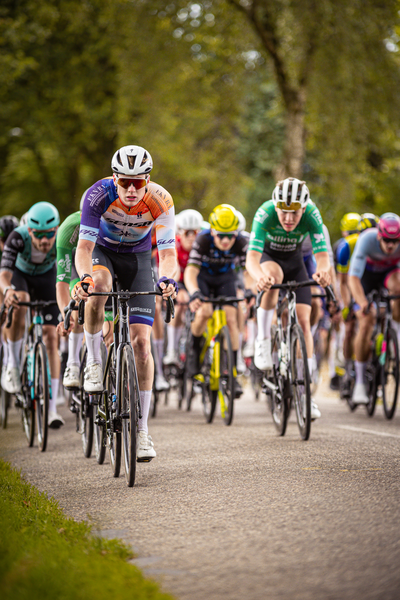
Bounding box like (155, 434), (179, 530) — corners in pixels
(1, 366), (400, 600)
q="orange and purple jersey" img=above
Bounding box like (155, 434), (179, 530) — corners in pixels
(79, 177), (175, 253)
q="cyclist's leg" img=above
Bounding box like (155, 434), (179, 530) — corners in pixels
(385, 268), (400, 345)
(3, 269), (29, 393)
(255, 255), (282, 370)
(83, 247), (113, 392)
(164, 285), (187, 364)
(188, 272), (213, 375)
(62, 269), (84, 387)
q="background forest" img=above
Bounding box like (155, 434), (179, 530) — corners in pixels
(1, 0), (400, 240)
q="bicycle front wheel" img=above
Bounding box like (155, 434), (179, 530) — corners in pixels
(79, 347), (93, 458)
(106, 345), (121, 477)
(269, 328), (288, 436)
(120, 345), (139, 487)
(218, 326), (235, 426)
(0, 346), (10, 429)
(94, 342), (108, 464)
(290, 324), (311, 440)
(21, 357), (35, 446)
(381, 328), (399, 419)
(34, 342), (49, 452)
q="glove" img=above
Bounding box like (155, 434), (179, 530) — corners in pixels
(189, 290), (204, 303)
(72, 274), (94, 297)
(157, 276), (178, 295)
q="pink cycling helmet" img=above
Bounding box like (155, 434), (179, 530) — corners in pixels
(378, 212), (400, 240)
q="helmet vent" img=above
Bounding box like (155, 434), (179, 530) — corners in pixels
(116, 152), (123, 167)
(31, 219), (39, 225)
(127, 155), (136, 169)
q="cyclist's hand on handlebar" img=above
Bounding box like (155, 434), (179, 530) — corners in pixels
(312, 270), (331, 287)
(189, 289), (204, 312)
(72, 275), (94, 302)
(4, 290), (19, 309)
(57, 318), (73, 337)
(157, 276), (178, 300)
(256, 274), (275, 292)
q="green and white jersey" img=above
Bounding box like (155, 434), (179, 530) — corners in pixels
(248, 200), (327, 258)
(56, 211), (81, 284)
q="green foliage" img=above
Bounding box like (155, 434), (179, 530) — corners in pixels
(0, 459), (174, 600)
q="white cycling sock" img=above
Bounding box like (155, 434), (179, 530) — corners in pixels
(307, 357), (314, 378)
(166, 325), (175, 354)
(153, 339), (164, 375)
(257, 308), (274, 341)
(84, 329), (102, 366)
(311, 323), (318, 337)
(8, 338), (23, 369)
(246, 319), (256, 346)
(50, 378), (59, 413)
(238, 333), (244, 364)
(2, 341), (8, 366)
(355, 361), (366, 385)
(67, 331), (84, 367)
(138, 390), (152, 433)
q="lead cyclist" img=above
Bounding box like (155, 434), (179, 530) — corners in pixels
(245, 178), (331, 420)
(74, 145), (178, 461)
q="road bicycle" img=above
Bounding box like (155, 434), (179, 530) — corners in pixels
(65, 285), (174, 487)
(6, 300), (57, 451)
(259, 280), (336, 441)
(184, 295), (244, 426)
(344, 289), (400, 419)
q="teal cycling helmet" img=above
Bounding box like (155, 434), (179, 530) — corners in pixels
(27, 202), (60, 230)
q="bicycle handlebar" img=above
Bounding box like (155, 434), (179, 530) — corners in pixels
(199, 295), (247, 306)
(64, 289), (175, 329)
(256, 280), (337, 309)
(5, 299), (58, 329)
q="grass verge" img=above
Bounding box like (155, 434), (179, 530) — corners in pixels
(0, 459), (175, 600)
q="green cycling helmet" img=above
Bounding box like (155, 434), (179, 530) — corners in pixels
(27, 202), (60, 230)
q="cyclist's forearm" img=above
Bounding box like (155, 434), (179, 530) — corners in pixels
(245, 251), (264, 282)
(56, 281), (72, 317)
(158, 248), (179, 281)
(315, 251), (330, 273)
(348, 275), (366, 307)
(75, 239), (94, 279)
(0, 270), (13, 295)
(184, 265), (200, 295)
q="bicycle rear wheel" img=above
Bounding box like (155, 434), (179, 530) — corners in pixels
(201, 343), (217, 423)
(21, 357), (35, 446)
(217, 326), (235, 426)
(366, 357), (379, 417)
(120, 345), (139, 487)
(269, 328), (288, 436)
(381, 328), (399, 419)
(290, 324), (311, 440)
(0, 346), (10, 429)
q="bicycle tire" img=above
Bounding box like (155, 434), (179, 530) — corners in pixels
(94, 342), (108, 464)
(21, 357), (35, 446)
(290, 324), (311, 440)
(366, 356), (379, 417)
(269, 328), (288, 436)
(34, 342), (49, 452)
(218, 325), (235, 426)
(106, 345), (121, 477)
(381, 327), (399, 419)
(79, 347), (93, 458)
(120, 345), (139, 487)
(0, 346), (9, 429)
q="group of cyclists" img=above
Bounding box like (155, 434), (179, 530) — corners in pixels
(1, 143), (400, 462)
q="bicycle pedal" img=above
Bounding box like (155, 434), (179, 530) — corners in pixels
(120, 412), (129, 419)
(94, 416), (105, 426)
(69, 404), (78, 413)
(137, 456), (153, 463)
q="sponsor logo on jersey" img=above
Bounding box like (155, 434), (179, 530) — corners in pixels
(314, 233), (325, 244)
(157, 238), (175, 245)
(254, 209), (267, 224)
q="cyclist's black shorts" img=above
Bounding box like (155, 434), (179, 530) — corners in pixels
(92, 246), (155, 326)
(360, 268), (394, 296)
(11, 264), (60, 326)
(260, 249), (312, 306)
(197, 270), (238, 301)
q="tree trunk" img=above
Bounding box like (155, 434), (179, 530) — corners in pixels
(274, 89), (306, 181)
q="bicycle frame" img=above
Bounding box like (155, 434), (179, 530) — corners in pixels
(199, 306), (227, 392)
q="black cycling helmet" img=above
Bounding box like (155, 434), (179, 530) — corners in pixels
(0, 215), (20, 240)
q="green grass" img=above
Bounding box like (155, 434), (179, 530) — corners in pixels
(0, 460), (175, 600)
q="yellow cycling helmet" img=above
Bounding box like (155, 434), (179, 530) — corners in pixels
(209, 204), (239, 232)
(357, 213), (379, 231)
(340, 212), (361, 233)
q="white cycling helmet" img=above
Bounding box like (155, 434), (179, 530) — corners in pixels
(20, 212), (28, 226)
(79, 188), (91, 211)
(111, 145), (153, 176)
(176, 209), (203, 231)
(272, 177), (310, 210)
(236, 210), (246, 232)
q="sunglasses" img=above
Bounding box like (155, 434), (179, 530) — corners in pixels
(32, 230), (56, 239)
(381, 237), (399, 245)
(215, 232), (237, 240)
(183, 229), (198, 237)
(116, 177), (148, 190)
(276, 201), (302, 212)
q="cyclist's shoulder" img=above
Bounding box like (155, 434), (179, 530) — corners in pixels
(82, 177), (116, 213)
(303, 202), (323, 226)
(145, 181), (174, 215)
(57, 211), (81, 247)
(353, 227), (377, 251)
(10, 225), (28, 245)
(252, 200), (276, 227)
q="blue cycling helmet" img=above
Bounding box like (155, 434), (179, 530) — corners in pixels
(27, 202), (60, 230)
